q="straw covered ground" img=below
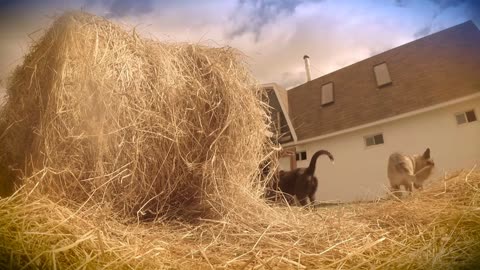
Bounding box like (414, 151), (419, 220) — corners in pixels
(1, 168), (479, 269)
(1, 12), (480, 269)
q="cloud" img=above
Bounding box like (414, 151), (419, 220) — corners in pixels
(394, 0), (408, 7)
(0, 0), (46, 12)
(86, 0), (154, 18)
(0, 0), (72, 18)
(414, 25), (432, 38)
(0, 0), (477, 91)
(413, 0), (480, 38)
(228, 0), (430, 88)
(109, 0), (153, 17)
(280, 71), (306, 88)
(459, 1), (480, 23)
(431, 0), (480, 21)
(227, 0), (306, 42)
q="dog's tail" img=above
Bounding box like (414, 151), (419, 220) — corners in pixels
(305, 150), (334, 175)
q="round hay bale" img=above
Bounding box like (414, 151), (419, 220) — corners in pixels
(0, 12), (273, 220)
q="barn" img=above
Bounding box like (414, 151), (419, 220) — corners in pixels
(264, 21), (480, 202)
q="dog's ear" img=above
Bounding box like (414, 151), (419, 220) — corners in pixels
(423, 148), (430, 159)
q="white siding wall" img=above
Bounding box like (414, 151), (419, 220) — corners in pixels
(283, 97), (480, 202)
(279, 156), (292, 171)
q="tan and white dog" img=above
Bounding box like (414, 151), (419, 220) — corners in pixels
(387, 148), (435, 195)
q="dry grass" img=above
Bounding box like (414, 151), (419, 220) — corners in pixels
(1, 12), (480, 269)
(1, 169), (479, 269)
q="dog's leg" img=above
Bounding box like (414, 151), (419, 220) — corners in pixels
(390, 184), (401, 198)
(405, 175), (416, 195)
(404, 182), (412, 193)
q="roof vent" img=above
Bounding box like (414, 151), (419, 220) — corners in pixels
(303, 55), (312, 82)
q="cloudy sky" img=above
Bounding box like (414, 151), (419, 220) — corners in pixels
(0, 0), (479, 90)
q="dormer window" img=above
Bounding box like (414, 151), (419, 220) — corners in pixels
(373, 63), (392, 87)
(321, 82), (334, 106)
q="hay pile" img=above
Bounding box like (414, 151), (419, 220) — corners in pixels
(0, 12), (274, 220)
(1, 169), (479, 268)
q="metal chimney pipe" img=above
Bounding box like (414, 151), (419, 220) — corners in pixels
(303, 55), (312, 82)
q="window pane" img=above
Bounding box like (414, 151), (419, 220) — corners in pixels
(456, 113), (467, 124)
(301, 152), (307, 160)
(365, 137), (375, 146)
(466, 110), (477, 122)
(296, 153), (300, 161)
(374, 63), (392, 87)
(374, 134), (384, 145)
(321, 82), (334, 105)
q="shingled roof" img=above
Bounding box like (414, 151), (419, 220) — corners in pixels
(286, 21), (480, 142)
